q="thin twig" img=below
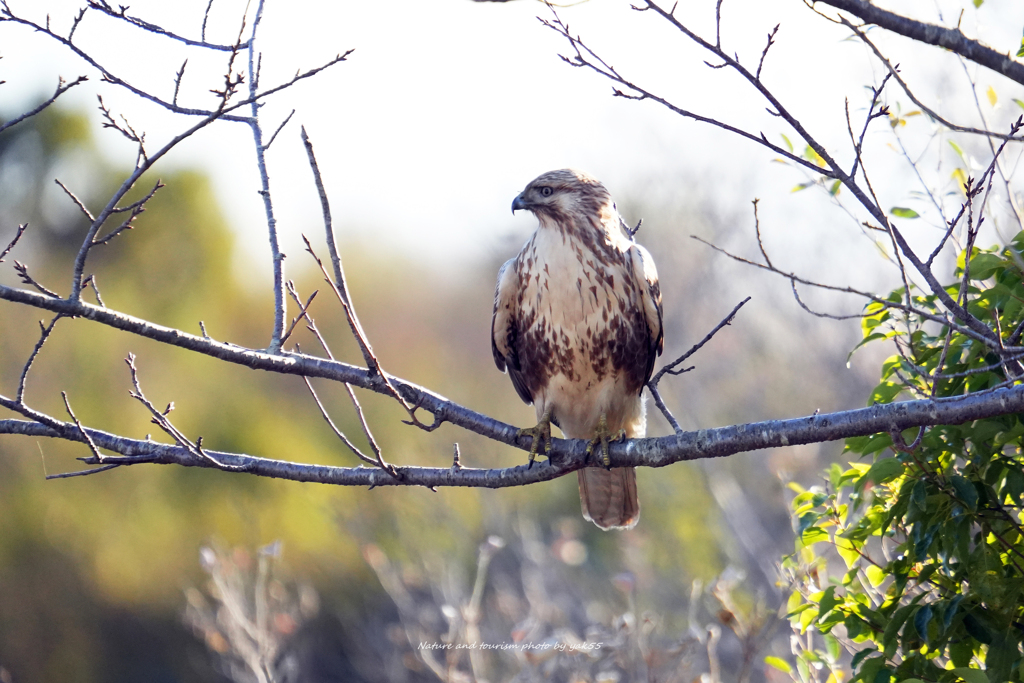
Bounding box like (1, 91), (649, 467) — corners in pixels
(648, 298), (750, 432)
(82, 275), (105, 306)
(18, 316), (61, 403)
(287, 284), (397, 476)
(46, 464), (121, 480)
(280, 284), (317, 347)
(87, 0), (245, 51)
(301, 376), (378, 467)
(841, 16), (1022, 141)
(751, 199), (771, 269)
(263, 109), (294, 151)
(692, 235), (997, 348)
(0, 224), (27, 263)
(61, 391), (106, 463)
(0, 76), (88, 136)
(54, 179), (96, 222)
(125, 353), (251, 471)
(755, 24), (778, 81)
(13, 261), (59, 298)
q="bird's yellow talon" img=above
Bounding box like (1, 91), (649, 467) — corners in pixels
(585, 414), (625, 468)
(518, 406), (553, 466)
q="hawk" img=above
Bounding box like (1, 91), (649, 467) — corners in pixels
(492, 169), (664, 530)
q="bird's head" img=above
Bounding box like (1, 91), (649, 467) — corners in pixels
(511, 169), (612, 222)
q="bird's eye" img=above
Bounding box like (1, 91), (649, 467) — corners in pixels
(539, 186), (553, 197)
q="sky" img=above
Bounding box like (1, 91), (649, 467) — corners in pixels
(2, 0), (1023, 293)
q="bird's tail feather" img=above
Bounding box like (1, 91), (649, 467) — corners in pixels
(578, 466), (639, 530)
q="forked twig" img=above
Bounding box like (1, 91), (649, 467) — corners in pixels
(286, 283), (398, 477)
(61, 391), (108, 463)
(0, 76), (88, 136)
(13, 261), (59, 298)
(648, 297), (751, 433)
(125, 353), (251, 471)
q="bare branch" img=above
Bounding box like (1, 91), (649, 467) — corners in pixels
(817, 0), (1024, 88)
(81, 274), (105, 306)
(841, 17), (1021, 141)
(173, 59), (187, 106)
(86, 0), (247, 51)
(17, 316), (61, 403)
(541, 9), (830, 177)
(46, 464), (120, 480)
(280, 285), (317, 347)
(6, 379), (1024, 487)
(263, 109), (294, 151)
(300, 128), (388, 377)
(301, 376), (378, 468)
(0, 224), (27, 263)
(847, 71), (893, 181)
(286, 283), (396, 476)
(648, 298), (750, 433)
(201, 0), (215, 42)
(125, 353), (252, 472)
(54, 179), (96, 222)
(755, 24), (778, 81)
(690, 236), (999, 349)
(13, 261), (59, 298)
(0, 76), (88, 136)
(61, 390), (106, 463)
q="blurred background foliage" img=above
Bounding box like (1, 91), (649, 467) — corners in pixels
(0, 102), (881, 681)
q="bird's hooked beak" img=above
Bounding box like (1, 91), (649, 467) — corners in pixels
(511, 193), (528, 215)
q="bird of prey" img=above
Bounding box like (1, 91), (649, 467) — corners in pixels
(492, 169), (664, 530)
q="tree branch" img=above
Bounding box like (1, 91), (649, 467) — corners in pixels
(5, 380), (1024, 486)
(815, 0), (1024, 88)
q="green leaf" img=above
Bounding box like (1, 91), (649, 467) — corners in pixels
(950, 667), (989, 683)
(1013, 98), (1024, 111)
(858, 457), (903, 488)
(972, 0), (983, 7)
(950, 475), (979, 511)
(835, 538), (861, 568)
(986, 85), (997, 107)
(850, 648), (877, 670)
(913, 604), (933, 644)
(801, 526), (829, 546)
(949, 640), (974, 667)
(962, 613), (992, 644)
(780, 133), (794, 153)
(859, 656), (886, 682)
(803, 144), (826, 168)
(824, 633), (841, 662)
(829, 179), (841, 196)
(869, 382), (903, 405)
(797, 511), (821, 536)
(818, 586), (838, 619)
(865, 564), (887, 587)
(764, 656), (792, 674)
(949, 140), (966, 161)
(967, 252), (1004, 280)
(890, 207), (920, 219)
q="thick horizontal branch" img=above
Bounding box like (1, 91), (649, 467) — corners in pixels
(4, 381), (1024, 486)
(0, 282), (520, 445)
(816, 0), (1024, 87)
(4, 283), (1024, 486)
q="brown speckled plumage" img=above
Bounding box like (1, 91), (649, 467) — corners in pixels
(492, 169), (664, 530)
